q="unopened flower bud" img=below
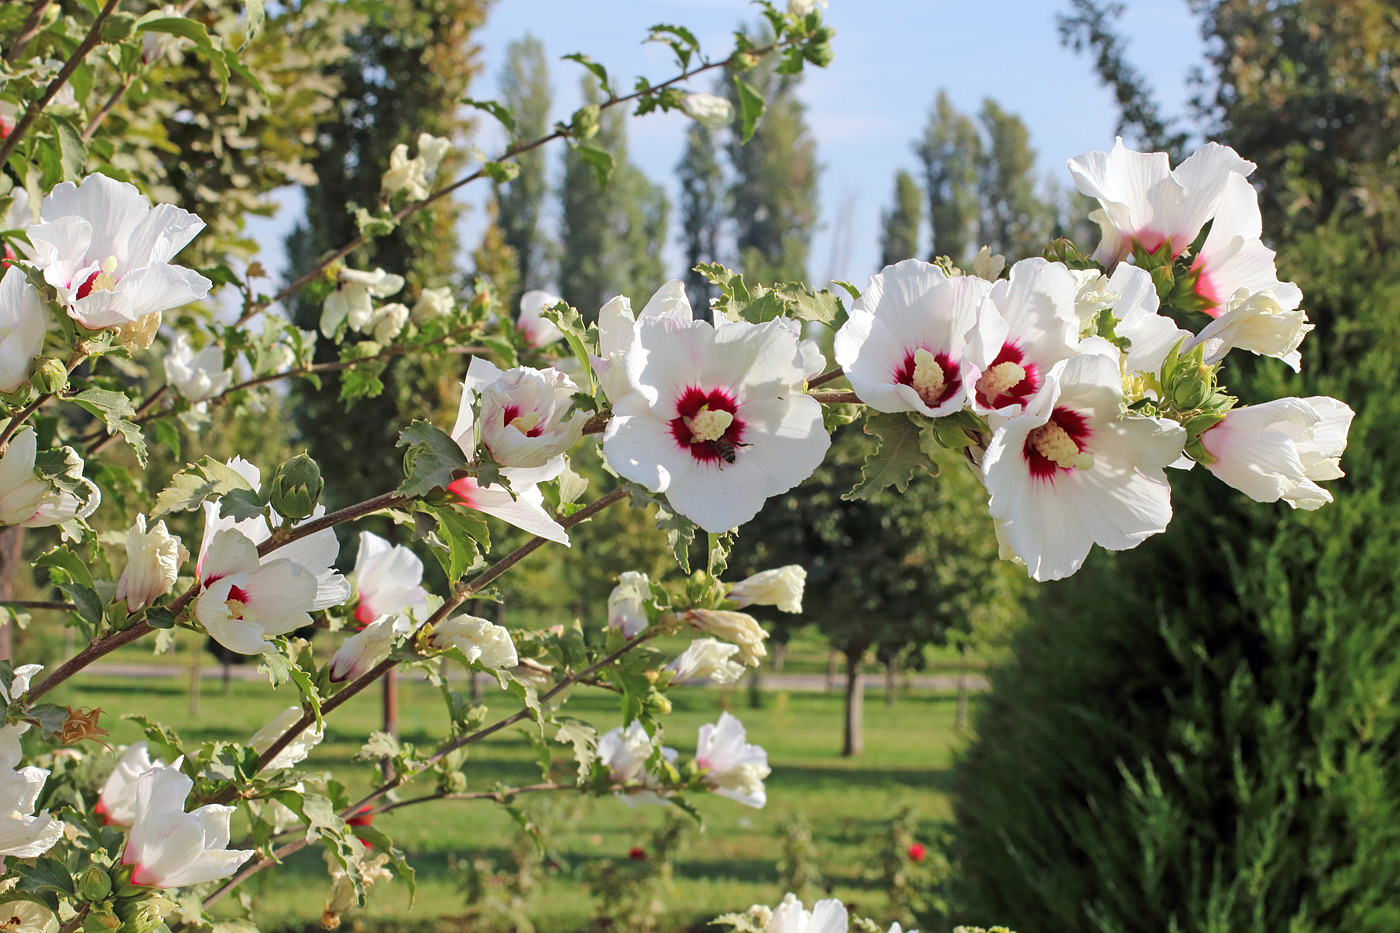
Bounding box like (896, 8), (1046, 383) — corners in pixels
(78, 866), (113, 901)
(30, 358), (68, 395)
(1169, 373), (1210, 411)
(269, 454), (323, 522)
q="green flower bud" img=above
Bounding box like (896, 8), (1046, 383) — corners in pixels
(30, 358), (68, 395)
(1169, 373), (1210, 411)
(82, 906), (120, 933)
(442, 770), (468, 795)
(269, 453), (323, 522)
(78, 866), (114, 901)
(113, 893), (173, 933)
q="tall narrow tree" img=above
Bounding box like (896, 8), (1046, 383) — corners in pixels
(977, 99), (1055, 260)
(493, 35), (552, 303)
(726, 37), (820, 286)
(558, 77), (670, 319)
(284, 0), (487, 505)
(917, 90), (982, 265)
(879, 169), (923, 268)
(678, 121), (726, 314)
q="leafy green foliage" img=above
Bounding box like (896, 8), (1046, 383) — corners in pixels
(152, 456), (258, 518)
(396, 421), (470, 498)
(844, 412), (937, 501)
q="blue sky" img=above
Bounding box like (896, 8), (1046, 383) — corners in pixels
(250, 0), (1208, 294)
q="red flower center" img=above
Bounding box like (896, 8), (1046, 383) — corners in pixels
(628, 846), (647, 861)
(75, 269), (104, 300)
(975, 343), (1039, 410)
(353, 601), (377, 627)
(893, 348), (960, 407)
(228, 585), (250, 604)
(1022, 407), (1093, 481)
(669, 386), (745, 464)
(908, 842), (927, 862)
(499, 404), (544, 438)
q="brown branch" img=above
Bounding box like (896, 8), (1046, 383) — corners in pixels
(807, 367), (844, 389)
(4, 0), (56, 64)
(256, 491), (409, 559)
(81, 76), (135, 142)
(0, 600), (76, 611)
(0, 0), (121, 165)
(810, 390), (861, 405)
(25, 619), (153, 704)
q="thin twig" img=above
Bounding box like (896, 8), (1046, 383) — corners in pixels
(807, 366), (844, 389)
(810, 390), (861, 405)
(0, 600), (76, 611)
(0, 0), (122, 165)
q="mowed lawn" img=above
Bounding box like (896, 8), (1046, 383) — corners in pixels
(50, 667), (966, 932)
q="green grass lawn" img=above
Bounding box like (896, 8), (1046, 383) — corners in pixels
(50, 668), (967, 932)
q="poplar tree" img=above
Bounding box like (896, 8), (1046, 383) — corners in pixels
(558, 77), (670, 320)
(726, 38), (820, 285)
(678, 122), (726, 314)
(917, 90), (982, 265)
(879, 169), (923, 268)
(492, 35), (552, 303)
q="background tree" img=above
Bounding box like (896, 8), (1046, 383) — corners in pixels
(558, 77), (670, 319)
(678, 120), (727, 314)
(917, 90), (983, 265)
(976, 99), (1056, 260)
(742, 427), (1023, 757)
(726, 36), (820, 285)
(949, 3), (1400, 930)
(879, 169), (923, 268)
(491, 34), (553, 306)
(284, 0), (487, 508)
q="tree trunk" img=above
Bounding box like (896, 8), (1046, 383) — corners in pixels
(884, 655), (897, 707)
(189, 641), (201, 718)
(222, 658), (232, 694)
(773, 642), (787, 673)
(0, 527), (24, 660)
(842, 646), (865, 757)
(381, 667), (399, 780)
(470, 670), (483, 701)
(955, 643), (970, 732)
(826, 649), (839, 692)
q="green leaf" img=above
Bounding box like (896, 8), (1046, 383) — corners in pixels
(396, 421), (469, 498)
(563, 53), (612, 96)
(733, 76), (766, 142)
(146, 607), (176, 630)
(843, 412), (937, 500)
(49, 115), (86, 181)
(152, 457), (258, 518)
(573, 143), (613, 186)
(463, 98), (514, 134)
(537, 300), (598, 394)
(133, 14), (216, 50)
(423, 503), (489, 583)
(241, 0), (265, 49)
(25, 704), (68, 737)
(221, 486), (267, 522)
(35, 546), (101, 626)
(152, 419), (180, 460)
(70, 388), (146, 464)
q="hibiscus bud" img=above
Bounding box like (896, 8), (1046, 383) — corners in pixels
(1169, 371), (1210, 410)
(78, 866), (113, 901)
(726, 566), (806, 613)
(679, 93), (733, 131)
(682, 609), (768, 666)
(269, 454), (323, 522)
(30, 358), (67, 395)
(112, 892), (173, 933)
(115, 515), (183, 614)
(84, 907), (121, 933)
